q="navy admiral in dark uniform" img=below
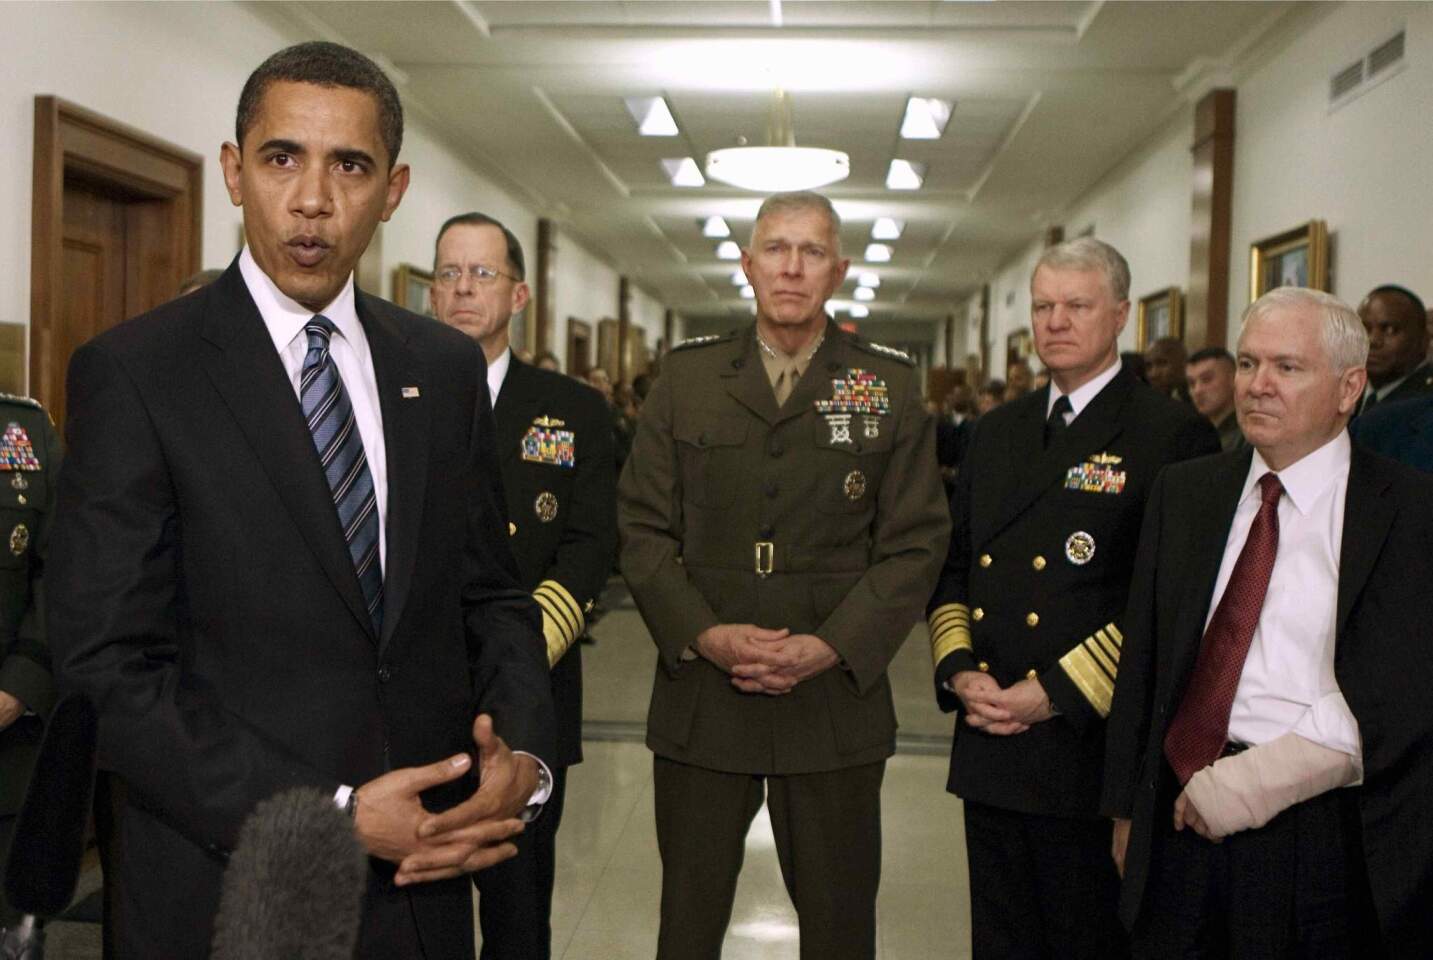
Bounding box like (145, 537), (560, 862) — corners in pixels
(926, 238), (1218, 959)
(431, 212), (616, 960)
(0, 396), (60, 935)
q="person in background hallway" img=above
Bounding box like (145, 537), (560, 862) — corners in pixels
(48, 42), (555, 958)
(1120, 351), (1148, 384)
(1033, 367), (1050, 391)
(1144, 336), (1190, 403)
(619, 191), (949, 960)
(976, 380), (1005, 416)
(535, 351), (560, 373)
(0, 397), (61, 950)
(1186, 346), (1245, 451)
(936, 382), (975, 497)
(926, 237), (1218, 960)
(1356, 285), (1431, 416)
(178, 268), (225, 297)
(1005, 359), (1034, 400)
(1105, 287), (1433, 959)
(430, 212), (617, 960)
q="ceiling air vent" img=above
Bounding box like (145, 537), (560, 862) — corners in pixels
(1330, 28), (1408, 111)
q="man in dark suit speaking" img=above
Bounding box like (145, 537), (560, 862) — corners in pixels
(1104, 287), (1433, 958)
(48, 42), (554, 958)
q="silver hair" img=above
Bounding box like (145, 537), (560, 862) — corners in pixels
(751, 192), (842, 248)
(1238, 287), (1368, 372)
(1031, 237), (1131, 302)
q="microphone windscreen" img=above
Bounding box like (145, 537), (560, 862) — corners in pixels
(210, 787), (368, 960)
(3, 692), (98, 917)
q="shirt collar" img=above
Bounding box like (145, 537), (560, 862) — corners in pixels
(1242, 430), (1351, 516)
(1048, 356), (1122, 420)
(488, 346), (512, 401)
(239, 246), (359, 353)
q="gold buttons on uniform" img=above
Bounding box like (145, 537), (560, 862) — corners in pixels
(979, 554), (993, 568)
(972, 607), (984, 621)
(1032, 556), (1046, 571)
(1026, 612), (1039, 627)
(1026, 669), (1038, 680)
(978, 661), (990, 673)
(508, 522), (517, 536)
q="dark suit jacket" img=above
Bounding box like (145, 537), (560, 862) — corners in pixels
(49, 263), (554, 959)
(494, 356), (616, 769)
(927, 366), (1219, 817)
(1102, 445), (1433, 956)
(1351, 392), (1433, 473)
(1376, 359), (1433, 407)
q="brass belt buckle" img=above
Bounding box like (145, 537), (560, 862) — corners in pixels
(754, 541), (775, 578)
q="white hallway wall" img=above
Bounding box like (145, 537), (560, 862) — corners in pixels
(977, 1), (1432, 375)
(0, 0), (666, 384)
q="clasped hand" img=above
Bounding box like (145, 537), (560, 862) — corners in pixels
(696, 623), (838, 695)
(950, 671), (1054, 735)
(352, 713), (539, 886)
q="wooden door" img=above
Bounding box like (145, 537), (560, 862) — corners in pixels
(56, 181), (128, 425)
(567, 318), (592, 376)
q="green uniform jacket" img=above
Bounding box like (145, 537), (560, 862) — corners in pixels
(619, 322), (950, 775)
(0, 397), (61, 815)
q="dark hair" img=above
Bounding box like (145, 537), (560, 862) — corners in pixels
(236, 42), (404, 166)
(1187, 346), (1234, 367)
(1366, 284), (1428, 327)
(434, 213), (526, 280)
(978, 380), (1005, 398)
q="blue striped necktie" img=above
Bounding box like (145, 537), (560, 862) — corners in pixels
(301, 316), (383, 632)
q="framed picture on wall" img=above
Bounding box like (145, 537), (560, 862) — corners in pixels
(1249, 220), (1329, 302)
(1136, 287), (1184, 350)
(1005, 328), (1033, 370)
(392, 264), (434, 317)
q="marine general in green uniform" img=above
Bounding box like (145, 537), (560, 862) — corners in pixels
(619, 192), (949, 960)
(0, 396), (61, 929)
(926, 238), (1219, 959)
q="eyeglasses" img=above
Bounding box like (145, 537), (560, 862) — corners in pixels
(434, 264), (520, 286)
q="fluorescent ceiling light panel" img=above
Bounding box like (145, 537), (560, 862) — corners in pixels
(848, 304), (870, 319)
(857, 272), (881, 288)
(853, 286), (875, 302)
(740, 284), (755, 299)
(706, 146), (849, 192)
(864, 243), (893, 263)
(885, 159), (925, 191)
(662, 158), (706, 187)
(625, 96), (679, 136)
(702, 216), (731, 238)
(900, 97), (953, 139)
(871, 217), (904, 240)
(716, 240), (741, 260)
(731, 269), (748, 286)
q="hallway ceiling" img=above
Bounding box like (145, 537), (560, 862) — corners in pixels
(253, 0), (1297, 325)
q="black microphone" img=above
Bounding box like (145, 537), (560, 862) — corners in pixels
(2, 692), (99, 919)
(210, 787), (368, 960)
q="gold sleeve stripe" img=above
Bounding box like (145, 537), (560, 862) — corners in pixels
(1107, 623), (1124, 644)
(928, 603), (974, 668)
(1094, 628), (1121, 664)
(1058, 621), (1122, 718)
(534, 580), (586, 667)
(1086, 637), (1118, 677)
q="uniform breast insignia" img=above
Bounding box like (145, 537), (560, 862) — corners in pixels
(843, 469), (867, 500)
(1065, 531), (1096, 565)
(1064, 453), (1126, 494)
(0, 423), (41, 472)
(861, 340), (913, 365)
(9, 523), (28, 557)
(534, 491), (559, 523)
(10, 474), (27, 491)
(815, 369), (890, 444)
(521, 416), (576, 468)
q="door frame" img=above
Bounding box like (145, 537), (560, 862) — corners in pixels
(30, 96), (202, 406)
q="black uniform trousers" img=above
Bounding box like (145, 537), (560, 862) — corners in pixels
(1132, 762), (1381, 960)
(476, 765), (569, 960)
(652, 756), (885, 960)
(963, 801), (1127, 960)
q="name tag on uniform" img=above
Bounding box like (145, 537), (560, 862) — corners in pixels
(815, 368), (889, 443)
(1065, 452), (1126, 494)
(521, 416), (576, 468)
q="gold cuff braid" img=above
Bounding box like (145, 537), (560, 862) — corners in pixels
(534, 579), (585, 667)
(928, 602), (973, 670)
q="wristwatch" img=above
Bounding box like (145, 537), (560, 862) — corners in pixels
(519, 763), (552, 823)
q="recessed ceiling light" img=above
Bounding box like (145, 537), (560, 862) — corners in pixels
(662, 158), (705, 188)
(731, 269), (748, 286)
(864, 243), (893, 262)
(848, 304), (870, 319)
(853, 286), (875, 302)
(702, 216), (731, 238)
(886, 159), (925, 191)
(857, 272), (881, 288)
(716, 240), (741, 260)
(871, 217), (904, 240)
(900, 97), (953, 140)
(740, 284), (755, 299)
(624, 96), (679, 137)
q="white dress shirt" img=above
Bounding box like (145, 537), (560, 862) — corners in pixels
(1207, 431), (1362, 767)
(239, 248), (388, 569)
(487, 346), (512, 407)
(1047, 356), (1123, 424)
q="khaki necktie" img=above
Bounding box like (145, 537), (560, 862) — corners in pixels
(774, 364), (801, 406)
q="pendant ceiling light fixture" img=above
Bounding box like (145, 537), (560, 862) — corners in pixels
(705, 91), (850, 192)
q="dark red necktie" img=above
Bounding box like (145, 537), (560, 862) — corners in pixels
(1164, 472), (1283, 784)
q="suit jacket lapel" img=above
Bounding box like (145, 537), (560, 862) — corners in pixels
(197, 265), (376, 639)
(720, 329), (780, 425)
(1336, 447), (1396, 636)
(359, 292), (429, 653)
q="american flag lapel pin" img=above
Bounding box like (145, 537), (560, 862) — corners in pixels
(401, 386), (421, 399)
